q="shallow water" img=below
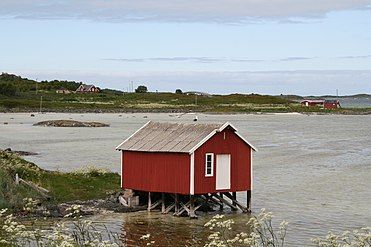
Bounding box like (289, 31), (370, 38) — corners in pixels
(1, 112), (370, 245)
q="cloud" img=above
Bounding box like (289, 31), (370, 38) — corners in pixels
(0, 0), (370, 23)
(279, 57), (315, 61)
(103, 56), (315, 63)
(339, 55), (371, 59)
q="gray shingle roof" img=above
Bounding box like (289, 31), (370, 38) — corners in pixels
(116, 121), (226, 153)
(116, 121), (257, 153)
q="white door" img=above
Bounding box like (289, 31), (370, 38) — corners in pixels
(216, 154), (231, 190)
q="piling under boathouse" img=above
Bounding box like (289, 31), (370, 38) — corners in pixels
(116, 121), (257, 217)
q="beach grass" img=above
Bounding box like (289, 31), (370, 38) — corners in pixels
(0, 151), (121, 209)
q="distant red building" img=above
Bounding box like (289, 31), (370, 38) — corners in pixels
(324, 100), (341, 109)
(116, 121), (257, 216)
(301, 99), (341, 109)
(301, 99), (325, 107)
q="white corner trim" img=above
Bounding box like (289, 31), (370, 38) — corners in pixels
(205, 153), (214, 177)
(190, 152), (195, 195)
(250, 149), (253, 190)
(120, 151), (123, 189)
(115, 121), (151, 150)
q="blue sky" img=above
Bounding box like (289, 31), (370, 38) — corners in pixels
(0, 1), (370, 95)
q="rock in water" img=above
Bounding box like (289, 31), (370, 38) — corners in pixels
(33, 120), (109, 127)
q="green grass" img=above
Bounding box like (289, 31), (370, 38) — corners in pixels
(0, 151), (121, 209)
(0, 91), (299, 113)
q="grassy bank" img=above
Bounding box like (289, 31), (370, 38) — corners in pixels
(0, 151), (120, 209)
(0, 90), (293, 112)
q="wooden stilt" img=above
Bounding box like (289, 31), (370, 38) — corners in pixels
(189, 195), (197, 218)
(213, 193), (238, 211)
(174, 194), (179, 213)
(232, 192), (238, 211)
(223, 192), (247, 212)
(247, 190), (251, 212)
(161, 193), (165, 213)
(204, 194), (223, 207)
(219, 193), (224, 211)
(232, 192), (237, 205)
(147, 192), (152, 211)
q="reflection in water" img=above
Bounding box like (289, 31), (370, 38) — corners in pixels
(91, 211), (252, 246)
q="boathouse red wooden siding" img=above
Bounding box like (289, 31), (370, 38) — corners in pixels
(122, 151), (190, 194)
(193, 127), (252, 194)
(117, 121), (256, 195)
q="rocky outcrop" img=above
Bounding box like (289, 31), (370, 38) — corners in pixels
(33, 120), (109, 127)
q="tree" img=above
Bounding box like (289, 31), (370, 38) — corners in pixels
(135, 85), (148, 93)
(0, 83), (17, 96)
(175, 89), (183, 94)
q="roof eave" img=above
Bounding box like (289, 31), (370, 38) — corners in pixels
(188, 122), (257, 154)
(115, 121), (152, 150)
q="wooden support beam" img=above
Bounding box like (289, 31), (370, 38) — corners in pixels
(147, 192), (151, 211)
(189, 195), (197, 218)
(223, 192), (248, 212)
(149, 199), (163, 211)
(232, 192), (237, 207)
(219, 193), (224, 211)
(174, 201), (191, 216)
(204, 194), (223, 206)
(164, 203), (175, 214)
(213, 193), (238, 211)
(161, 193), (165, 213)
(247, 190), (251, 212)
(174, 194), (179, 213)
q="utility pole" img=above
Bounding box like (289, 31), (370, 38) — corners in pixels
(39, 96), (43, 113)
(36, 78), (38, 94)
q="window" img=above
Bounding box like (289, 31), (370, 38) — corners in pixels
(205, 153), (214, 177)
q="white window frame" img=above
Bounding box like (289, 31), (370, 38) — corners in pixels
(205, 153), (214, 177)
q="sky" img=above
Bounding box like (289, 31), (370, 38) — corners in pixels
(0, 0), (371, 95)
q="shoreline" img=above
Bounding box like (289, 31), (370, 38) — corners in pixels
(1, 108), (370, 115)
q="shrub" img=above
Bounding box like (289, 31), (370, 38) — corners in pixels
(0, 83), (17, 96)
(135, 85), (148, 93)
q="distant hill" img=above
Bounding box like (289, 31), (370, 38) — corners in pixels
(0, 73), (82, 94)
(279, 94), (371, 102)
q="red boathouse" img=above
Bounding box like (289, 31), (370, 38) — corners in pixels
(116, 121), (257, 217)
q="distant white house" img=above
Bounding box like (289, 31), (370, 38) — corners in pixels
(75, 84), (101, 93)
(56, 88), (72, 94)
(184, 91), (211, 97)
